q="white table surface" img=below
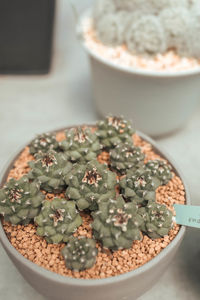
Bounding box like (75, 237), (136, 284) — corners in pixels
(0, 1), (200, 299)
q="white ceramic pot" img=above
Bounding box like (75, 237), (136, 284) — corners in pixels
(78, 10), (200, 137)
(0, 129), (189, 300)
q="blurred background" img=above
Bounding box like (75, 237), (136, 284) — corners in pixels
(0, 0), (200, 299)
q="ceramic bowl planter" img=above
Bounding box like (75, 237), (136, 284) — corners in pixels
(78, 10), (200, 137)
(0, 128), (189, 300)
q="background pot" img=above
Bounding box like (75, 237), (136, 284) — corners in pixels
(0, 128), (189, 300)
(78, 10), (200, 137)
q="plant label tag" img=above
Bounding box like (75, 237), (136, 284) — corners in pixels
(174, 204), (200, 229)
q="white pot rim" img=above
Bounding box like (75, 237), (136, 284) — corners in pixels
(78, 9), (200, 78)
(0, 127), (190, 287)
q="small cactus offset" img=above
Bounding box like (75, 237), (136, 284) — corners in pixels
(138, 202), (173, 239)
(28, 150), (73, 193)
(59, 127), (102, 163)
(145, 159), (172, 185)
(92, 195), (143, 250)
(119, 168), (161, 205)
(61, 236), (98, 271)
(96, 115), (135, 149)
(0, 176), (44, 225)
(110, 144), (145, 174)
(65, 160), (117, 211)
(35, 198), (82, 244)
(29, 133), (59, 155)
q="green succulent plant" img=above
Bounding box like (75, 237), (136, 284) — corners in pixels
(29, 133), (59, 155)
(92, 195), (143, 250)
(138, 202), (173, 239)
(0, 175), (44, 225)
(61, 236), (98, 271)
(119, 168), (161, 205)
(28, 150), (73, 193)
(35, 198), (82, 244)
(96, 115), (135, 149)
(59, 127), (102, 163)
(110, 143), (145, 174)
(145, 159), (172, 185)
(65, 160), (117, 211)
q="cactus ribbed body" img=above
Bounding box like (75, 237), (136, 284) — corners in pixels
(110, 144), (145, 174)
(96, 116), (134, 149)
(0, 176), (44, 225)
(92, 195), (143, 250)
(126, 15), (166, 55)
(60, 127), (102, 163)
(35, 198), (82, 244)
(119, 168), (160, 205)
(65, 160), (117, 211)
(94, 0), (116, 21)
(29, 133), (59, 155)
(61, 237), (98, 271)
(28, 150), (73, 193)
(138, 202), (173, 239)
(146, 160), (172, 185)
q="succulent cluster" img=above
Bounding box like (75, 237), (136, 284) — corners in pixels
(61, 236), (98, 271)
(0, 176), (44, 225)
(65, 160), (117, 211)
(96, 115), (134, 149)
(93, 0), (200, 58)
(0, 115), (175, 271)
(59, 127), (102, 163)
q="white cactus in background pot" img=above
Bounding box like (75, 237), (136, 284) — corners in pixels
(93, 0), (200, 58)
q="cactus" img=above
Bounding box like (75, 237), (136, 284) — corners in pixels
(110, 143), (145, 174)
(126, 15), (166, 55)
(59, 127), (102, 163)
(96, 116), (134, 149)
(29, 133), (59, 156)
(159, 7), (192, 56)
(119, 168), (161, 205)
(28, 150), (73, 193)
(65, 160), (117, 211)
(95, 12), (130, 46)
(92, 195), (143, 250)
(94, 0), (116, 21)
(138, 202), (173, 239)
(93, 0), (200, 59)
(35, 198), (82, 244)
(0, 176), (44, 225)
(61, 236), (98, 271)
(145, 159), (172, 185)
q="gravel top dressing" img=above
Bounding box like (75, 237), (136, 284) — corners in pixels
(2, 129), (185, 279)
